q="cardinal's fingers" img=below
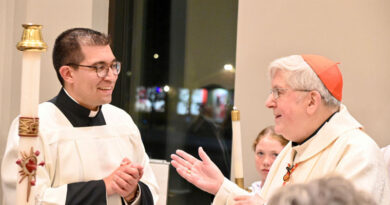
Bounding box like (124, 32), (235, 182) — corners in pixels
(198, 147), (213, 164)
(171, 153), (193, 169)
(176, 149), (199, 164)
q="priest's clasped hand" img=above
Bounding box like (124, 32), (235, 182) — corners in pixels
(170, 147), (224, 195)
(104, 158), (143, 201)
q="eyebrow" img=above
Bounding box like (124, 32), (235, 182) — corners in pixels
(91, 59), (117, 65)
(275, 86), (291, 91)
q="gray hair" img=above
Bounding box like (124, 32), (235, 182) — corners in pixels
(268, 175), (377, 205)
(269, 55), (340, 107)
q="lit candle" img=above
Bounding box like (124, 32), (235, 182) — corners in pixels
(231, 107), (244, 188)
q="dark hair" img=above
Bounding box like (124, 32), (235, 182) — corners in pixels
(52, 28), (110, 85)
(252, 126), (288, 151)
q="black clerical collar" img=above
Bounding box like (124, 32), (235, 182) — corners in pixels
(48, 89), (106, 127)
(292, 111), (338, 147)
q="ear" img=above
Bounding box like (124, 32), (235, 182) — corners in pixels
(59, 65), (74, 84)
(306, 91), (322, 115)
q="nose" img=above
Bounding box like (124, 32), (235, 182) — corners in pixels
(263, 155), (272, 167)
(265, 93), (276, 108)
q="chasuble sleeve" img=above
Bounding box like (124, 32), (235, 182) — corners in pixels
(212, 178), (249, 205)
(332, 130), (390, 205)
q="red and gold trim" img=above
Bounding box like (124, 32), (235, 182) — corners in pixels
(19, 117), (39, 137)
(283, 162), (300, 186)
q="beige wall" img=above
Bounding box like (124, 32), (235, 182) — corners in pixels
(0, 0), (108, 201)
(235, 0), (390, 186)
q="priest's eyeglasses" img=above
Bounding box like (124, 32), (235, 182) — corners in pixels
(67, 61), (121, 78)
(270, 87), (310, 99)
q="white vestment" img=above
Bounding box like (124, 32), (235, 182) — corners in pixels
(2, 102), (159, 205)
(213, 105), (390, 205)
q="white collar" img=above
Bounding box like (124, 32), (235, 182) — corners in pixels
(63, 88), (99, 117)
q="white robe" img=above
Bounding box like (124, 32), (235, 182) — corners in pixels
(1, 102), (159, 205)
(381, 145), (390, 178)
(213, 105), (390, 205)
(249, 181), (262, 195)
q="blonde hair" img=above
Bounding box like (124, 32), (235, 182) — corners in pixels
(252, 126), (289, 151)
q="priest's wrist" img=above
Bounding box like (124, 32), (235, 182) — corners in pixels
(125, 186), (139, 203)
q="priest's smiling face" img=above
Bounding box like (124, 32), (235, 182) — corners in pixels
(66, 45), (118, 110)
(265, 70), (310, 143)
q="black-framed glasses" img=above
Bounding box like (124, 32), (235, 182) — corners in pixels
(270, 87), (310, 99)
(67, 61), (121, 78)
